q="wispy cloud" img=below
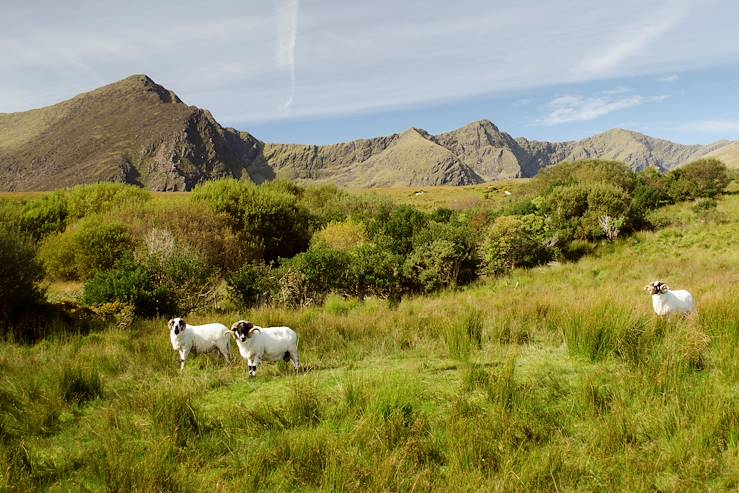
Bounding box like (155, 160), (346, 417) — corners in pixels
(660, 74), (680, 82)
(536, 94), (669, 125)
(574, 2), (692, 76)
(602, 86), (632, 95)
(275, 0), (299, 110)
(676, 120), (739, 133)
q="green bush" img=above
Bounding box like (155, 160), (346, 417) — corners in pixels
(540, 182), (632, 241)
(38, 218), (135, 280)
(0, 225), (45, 324)
(404, 222), (480, 292)
(83, 254), (174, 317)
(481, 215), (552, 275)
(18, 192), (68, 240)
(667, 158), (730, 201)
(533, 160), (637, 193)
(366, 204), (428, 256)
(279, 246), (352, 303)
(347, 244), (402, 299)
(226, 262), (276, 308)
(192, 179), (313, 262)
(310, 219), (367, 251)
(65, 183), (150, 221)
(75, 221), (135, 278)
(240, 189), (313, 261)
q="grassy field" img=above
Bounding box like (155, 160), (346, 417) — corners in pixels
(1, 193), (738, 492)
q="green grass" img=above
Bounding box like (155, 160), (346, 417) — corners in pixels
(1, 194), (738, 491)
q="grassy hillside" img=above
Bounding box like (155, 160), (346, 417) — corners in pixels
(2, 193), (737, 491)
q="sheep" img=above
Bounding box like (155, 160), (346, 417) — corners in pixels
(644, 281), (695, 316)
(168, 317), (231, 370)
(228, 320), (299, 377)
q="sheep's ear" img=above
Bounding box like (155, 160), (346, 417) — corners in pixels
(168, 319), (175, 329)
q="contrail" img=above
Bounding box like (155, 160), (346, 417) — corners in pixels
(276, 0), (299, 110)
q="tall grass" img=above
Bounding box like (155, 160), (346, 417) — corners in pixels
(0, 195), (737, 491)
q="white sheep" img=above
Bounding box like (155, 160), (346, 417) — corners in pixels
(168, 317), (231, 370)
(644, 281), (695, 316)
(228, 320), (299, 377)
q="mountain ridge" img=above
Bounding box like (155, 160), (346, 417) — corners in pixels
(0, 75), (736, 191)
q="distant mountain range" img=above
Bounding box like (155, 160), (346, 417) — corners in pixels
(0, 75), (736, 191)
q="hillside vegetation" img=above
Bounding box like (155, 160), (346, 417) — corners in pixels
(0, 159), (736, 491)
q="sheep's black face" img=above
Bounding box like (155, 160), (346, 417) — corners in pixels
(170, 318), (186, 335)
(645, 281), (665, 295)
(232, 321), (254, 342)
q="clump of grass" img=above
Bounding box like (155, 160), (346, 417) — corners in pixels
(59, 363), (103, 404)
(443, 309), (483, 360)
(150, 388), (202, 447)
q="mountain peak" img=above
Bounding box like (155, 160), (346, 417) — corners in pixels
(99, 74), (183, 104)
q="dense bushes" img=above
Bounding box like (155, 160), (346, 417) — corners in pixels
(191, 179), (312, 262)
(39, 218), (135, 280)
(0, 225), (45, 324)
(0, 158), (732, 321)
(481, 215), (551, 275)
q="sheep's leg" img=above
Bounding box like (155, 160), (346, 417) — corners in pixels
(218, 343), (231, 365)
(179, 349), (189, 370)
(247, 357), (256, 377)
(289, 350), (300, 373)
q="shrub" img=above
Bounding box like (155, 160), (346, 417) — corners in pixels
(310, 219), (367, 251)
(120, 201), (262, 273)
(347, 244), (402, 299)
(192, 179), (313, 262)
(139, 238), (219, 314)
(65, 183), (150, 221)
(540, 182), (632, 241)
(403, 239), (466, 293)
(190, 178), (252, 222)
(18, 191), (68, 240)
(38, 218), (135, 280)
(667, 158), (729, 201)
(366, 204), (428, 256)
(481, 215), (551, 275)
(83, 254), (174, 317)
(0, 225), (45, 324)
(74, 221), (135, 278)
(404, 222), (481, 292)
(240, 189), (313, 261)
(533, 159), (637, 193)
(279, 246), (352, 303)
(226, 262), (276, 308)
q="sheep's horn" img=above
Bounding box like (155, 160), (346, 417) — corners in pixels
(248, 328), (261, 335)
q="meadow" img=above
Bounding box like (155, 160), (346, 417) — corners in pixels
(1, 186), (737, 491)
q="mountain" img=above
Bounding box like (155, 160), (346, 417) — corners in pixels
(1, 75), (737, 191)
(0, 75), (267, 191)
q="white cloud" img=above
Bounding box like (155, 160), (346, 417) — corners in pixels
(676, 120), (739, 133)
(660, 74), (680, 82)
(537, 94), (670, 125)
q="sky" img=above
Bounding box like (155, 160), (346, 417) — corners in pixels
(2, 0), (739, 145)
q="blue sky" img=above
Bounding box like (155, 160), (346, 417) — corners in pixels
(2, 0), (739, 145)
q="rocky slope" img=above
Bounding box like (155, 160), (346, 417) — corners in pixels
(0, 75), (265, 191)
(1, 75), (737, 191)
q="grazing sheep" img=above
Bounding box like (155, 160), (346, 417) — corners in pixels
(644, 281), (695, 316)
(168, 318), (231, 370)
(228, 320), (299, 377)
